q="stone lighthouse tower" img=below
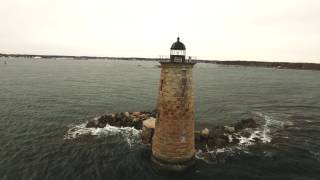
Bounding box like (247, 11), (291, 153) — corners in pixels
(152, 37), (196, 171)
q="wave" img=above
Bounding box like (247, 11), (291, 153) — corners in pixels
(64, 123), (142, 147)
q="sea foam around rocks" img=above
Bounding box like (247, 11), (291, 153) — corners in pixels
(64, 111), (284, 163)
(64, 123), (142, 147)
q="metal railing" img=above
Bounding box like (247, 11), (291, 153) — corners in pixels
(158, 55), (197, 64)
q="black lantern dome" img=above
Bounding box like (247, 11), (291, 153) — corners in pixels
(170, 37), (186, 50)
(170, 37), (186, 62)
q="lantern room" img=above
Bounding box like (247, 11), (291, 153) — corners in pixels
(170, 37), (186, 63)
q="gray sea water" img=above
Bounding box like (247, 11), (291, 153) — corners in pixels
(0, 58), (320, 180)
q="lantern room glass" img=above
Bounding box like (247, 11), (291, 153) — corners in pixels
(170, 50), (186, 56)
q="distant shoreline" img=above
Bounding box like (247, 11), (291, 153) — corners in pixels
(1, 53), (320, 71)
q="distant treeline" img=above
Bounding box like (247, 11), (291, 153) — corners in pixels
(197, 60), (320, 71)
(1, 53), (319, 71)
(0, 53), (157, 61)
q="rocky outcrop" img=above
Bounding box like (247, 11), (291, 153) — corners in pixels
(195, 118), (259, 151)
(85, 111), (261, 151)
(86, 110), (157, 129)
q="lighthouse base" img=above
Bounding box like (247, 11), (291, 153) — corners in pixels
(151, 155), (195, 172)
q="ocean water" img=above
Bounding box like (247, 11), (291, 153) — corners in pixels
(0, 58), (319, 180)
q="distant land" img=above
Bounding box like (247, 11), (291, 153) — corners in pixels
(1, 53), (320, 71)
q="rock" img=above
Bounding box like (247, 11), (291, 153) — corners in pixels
(207, 138), (216, 148)
(206, 134), (230, 148)
(242, 130), (252, 138)
(97, 115), (108, 124)
(200, 128), (210, 139)
(235, 118), (258, 130)
(132, 112), (141, 116)
(86, 118), (99, 128)
(115, 113), (123, 121)
(231, 136), (240, 144)
(141, 118), (156, 145)
(132, 118), (139, 123)
(224, 126), (235, 133)
(208, 127), (224, 139)
(150, 110), (157, 117)
(98, 122), (106, 128)
(143, 117), (156, 128)
(111, 113), (116, 119)
(214, 137), (229, 148)
(139, 114), (146, 119)
(195, 137), (208, 152)
(113, 121), (122, 127)
(124, 112), (130, 118)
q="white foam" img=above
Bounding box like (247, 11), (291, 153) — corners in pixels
(253, 112), (276, 143)
(227, 134), (233, 143)
(235, 112), (273, 147)
(237, 129), (271, 146)
(64, 123), (142, 147)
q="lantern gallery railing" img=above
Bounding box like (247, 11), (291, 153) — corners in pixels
(159, 55), (197, 64)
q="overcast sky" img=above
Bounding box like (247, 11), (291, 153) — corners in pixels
(0, 0), (319, 62)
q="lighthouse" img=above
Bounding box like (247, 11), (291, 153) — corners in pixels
(152, 37), (196, 171)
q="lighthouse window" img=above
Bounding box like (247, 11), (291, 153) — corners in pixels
(171, 50), (185, 56)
